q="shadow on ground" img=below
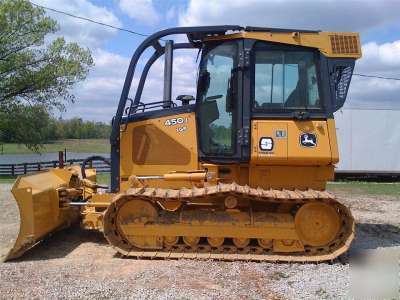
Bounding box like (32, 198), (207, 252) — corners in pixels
(8, 225), (108, 262)
(351, 223), (400, 251)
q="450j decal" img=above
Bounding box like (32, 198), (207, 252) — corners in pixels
(164, 117), (188, 126)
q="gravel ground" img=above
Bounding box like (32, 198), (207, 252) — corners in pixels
(1, 183), (399, 299)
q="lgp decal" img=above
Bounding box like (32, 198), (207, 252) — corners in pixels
(300, 133), (317, 148)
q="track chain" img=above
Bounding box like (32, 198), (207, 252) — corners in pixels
(103, 183), (354, 262)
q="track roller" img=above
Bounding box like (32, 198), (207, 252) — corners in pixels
(207, 237), (224, 248)
(258, 238), (273, 249)
(232, 238), (250, 248)
(164, 236), (179, 247)
(183, 236), (200, 247)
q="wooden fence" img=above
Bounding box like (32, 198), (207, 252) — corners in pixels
(0, 158), (110, 176)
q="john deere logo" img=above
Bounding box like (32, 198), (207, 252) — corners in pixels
(300, 133), (317, 148)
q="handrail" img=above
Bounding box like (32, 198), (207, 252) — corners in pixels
(124, 100), (177, 116)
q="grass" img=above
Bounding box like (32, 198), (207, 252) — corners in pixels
(0, 175), (18, 184)
(96, 173), (110, 186)
(327, 181), (400, 196)
(0, 139), (109, 154)
(1, 174), (399, 196)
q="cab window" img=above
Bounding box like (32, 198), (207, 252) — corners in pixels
(254, 43), (321, 110)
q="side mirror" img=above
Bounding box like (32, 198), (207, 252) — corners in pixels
(176, 95), (195, 106)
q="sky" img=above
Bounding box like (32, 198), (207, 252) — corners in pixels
(33, 0), (400, 122)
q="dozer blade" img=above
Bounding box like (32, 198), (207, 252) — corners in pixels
(5, 168), (80, 261)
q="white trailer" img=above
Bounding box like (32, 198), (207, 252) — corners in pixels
(334, 108), (400, 177)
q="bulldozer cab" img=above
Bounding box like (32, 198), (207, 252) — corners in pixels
(111, 26), (361, 192)
(196, 39), (325, 162)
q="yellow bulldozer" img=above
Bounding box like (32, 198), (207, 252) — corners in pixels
(6, 26), (361, 262)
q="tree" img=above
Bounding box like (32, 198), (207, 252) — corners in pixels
(0, 104), (51, 149)
(0, 0), (93, 149)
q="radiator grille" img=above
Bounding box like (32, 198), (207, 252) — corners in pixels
(330, 35), (359, 55)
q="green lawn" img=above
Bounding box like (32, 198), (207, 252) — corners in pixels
(1, 174), (399, 197)
(0, 139), (109, 154)
(0, 175), (18, 184)
(327, 181), (400, 196)
(96, 173), (110, 186)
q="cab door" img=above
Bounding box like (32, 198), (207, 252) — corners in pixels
(196, 39), (249, 163)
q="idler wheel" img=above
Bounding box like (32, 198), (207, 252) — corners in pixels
(295, 202), (340, 247)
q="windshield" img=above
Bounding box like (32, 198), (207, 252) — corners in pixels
(197, 41), (238, 155)
(254, 43), (321, 110)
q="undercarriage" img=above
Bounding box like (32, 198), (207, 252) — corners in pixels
(103, 183), (354, 262)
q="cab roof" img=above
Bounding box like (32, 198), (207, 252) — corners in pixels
(186, 25), (320, 44)
(186, 25), (361, 59)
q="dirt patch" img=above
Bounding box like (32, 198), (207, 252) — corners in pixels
(0, 184), (19, 259)
(1, 184), (399, 299)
